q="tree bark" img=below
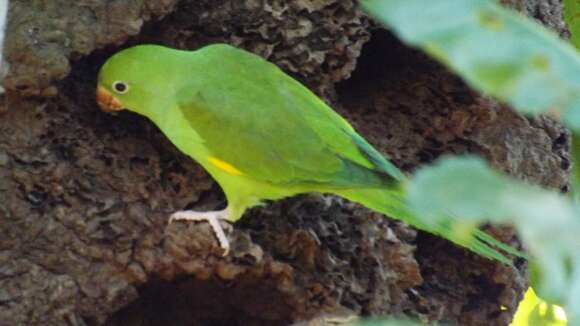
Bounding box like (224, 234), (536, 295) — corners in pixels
(0, 0), (570, 325)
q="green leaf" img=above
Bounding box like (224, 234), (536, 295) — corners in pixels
(562, 0), (580, 223)
(361, 0), (580, 131)
(408, 156), (580, 324)
(511, 288), (568, 326)
(564, 0), (580, 50)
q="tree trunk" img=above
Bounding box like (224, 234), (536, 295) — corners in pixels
(0, 1), (570, 325)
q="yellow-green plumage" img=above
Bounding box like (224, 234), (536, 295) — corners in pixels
(97, 43), (517, 262)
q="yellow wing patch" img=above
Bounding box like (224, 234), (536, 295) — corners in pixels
(208, 157), (244, 176)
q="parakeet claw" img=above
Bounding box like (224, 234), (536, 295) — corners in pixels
(169, 208), (232, 256)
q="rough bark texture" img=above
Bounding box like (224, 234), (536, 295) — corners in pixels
(0, 0), (570, 325)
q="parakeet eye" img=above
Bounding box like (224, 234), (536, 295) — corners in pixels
(112, 81), (129, 94)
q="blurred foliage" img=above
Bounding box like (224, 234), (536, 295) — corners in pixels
(512, 288), (567, 326)
(564, 1), (580, 204)
(361, 0), (580, 324)
(564, 0), (580, 50)
(361, 0), (580, 130)
(407, 156), (579, 324)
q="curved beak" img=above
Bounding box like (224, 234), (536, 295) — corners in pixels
(96, 86), (125, 113)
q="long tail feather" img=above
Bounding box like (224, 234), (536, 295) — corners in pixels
(336, 186), (525, 264)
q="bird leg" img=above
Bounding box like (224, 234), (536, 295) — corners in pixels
(169, 208), (232, 256)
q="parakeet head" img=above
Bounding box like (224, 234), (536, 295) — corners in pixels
(97, 44), (181, 116)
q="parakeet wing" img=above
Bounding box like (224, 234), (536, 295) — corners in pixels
(177, 44), (402, 187)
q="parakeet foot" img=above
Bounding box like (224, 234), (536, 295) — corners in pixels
(169, 208), (232, 256)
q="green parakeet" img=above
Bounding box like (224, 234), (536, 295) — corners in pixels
(97, 44), (517, 261)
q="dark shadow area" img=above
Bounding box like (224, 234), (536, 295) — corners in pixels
(337, 29), (432, 95)
(106, 277), (293, 326)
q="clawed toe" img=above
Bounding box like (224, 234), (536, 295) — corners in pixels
(169, 208), (232, 256)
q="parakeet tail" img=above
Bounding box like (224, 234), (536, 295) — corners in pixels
(336, 186), (525, 264)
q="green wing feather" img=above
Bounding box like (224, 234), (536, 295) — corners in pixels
(177, 44), (401, 187)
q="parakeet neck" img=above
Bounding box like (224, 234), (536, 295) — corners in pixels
(147, 98), (210, 165)
(137, 52), (212, 165)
